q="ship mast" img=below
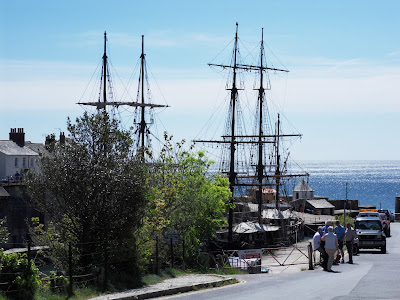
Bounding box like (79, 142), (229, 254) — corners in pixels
(227, 22), (239, 242)
(78, 33), (169, 161)
(275, 114), (281, 210)
(256, 28), (265, 224)
(139, 35), (147, 160)
(102, 31), (107, 111)
(195, 24), (309, 241)
(195, 23), (290, 241)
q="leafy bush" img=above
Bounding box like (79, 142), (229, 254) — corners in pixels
(335, 214), (354, 228)
(0, 250), (39, 299)
(0, 218), (8, 244)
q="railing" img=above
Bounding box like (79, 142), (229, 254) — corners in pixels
(205, 242), (312, 273)
(0, 239), (131, 297)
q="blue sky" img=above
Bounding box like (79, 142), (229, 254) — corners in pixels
(1, 0), (400, 160)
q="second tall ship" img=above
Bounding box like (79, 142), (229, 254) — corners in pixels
(195, 23), (308, 247)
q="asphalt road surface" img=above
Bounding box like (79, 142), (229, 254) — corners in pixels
(162, 223), (400, 300)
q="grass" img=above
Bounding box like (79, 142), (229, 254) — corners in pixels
(0, 286), (104, 300)
(203, 267), (248, 275)
(34, 286), (104, 300)
(141, 268), (186, 286)
(3, 267), (242, 300)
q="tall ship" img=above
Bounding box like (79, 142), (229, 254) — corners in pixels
(195, 23), (308, 247)
(78, 32), (169, 161)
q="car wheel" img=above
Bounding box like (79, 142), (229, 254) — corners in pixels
(381, 245), (386, 254)
(388, 229), (391, 237)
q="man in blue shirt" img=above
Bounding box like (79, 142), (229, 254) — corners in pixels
(335, 220), (346, 263)
(321, 220), (333, 236)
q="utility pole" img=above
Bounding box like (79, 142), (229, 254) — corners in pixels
(344, 182), (348, 224)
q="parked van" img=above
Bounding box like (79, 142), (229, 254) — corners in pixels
(354, 216), (386, 253)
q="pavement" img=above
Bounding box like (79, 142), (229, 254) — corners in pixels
(90, 238), (330, 300)
(90, 274), (236, 300)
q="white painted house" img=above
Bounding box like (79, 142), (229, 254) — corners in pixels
(0, 128), (40, 178)
(292, 179), (314, 200)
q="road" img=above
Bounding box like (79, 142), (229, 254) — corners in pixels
(162, 223), (400, 300)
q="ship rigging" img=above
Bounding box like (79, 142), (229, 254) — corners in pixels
(78, 32), (169, 161)
(194, 23), (308, 242)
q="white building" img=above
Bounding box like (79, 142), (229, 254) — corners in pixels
(292, 179), (314, 201)
(0, 128), (40, 178)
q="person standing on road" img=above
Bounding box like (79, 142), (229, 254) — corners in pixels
(345, 222), (356, 264)
(335, 220), (346, 263)
(313, 226), (327, 271)
(320, 220), (332, 269)
(321, 226), (339, 272)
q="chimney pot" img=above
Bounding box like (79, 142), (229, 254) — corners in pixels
(9, 128), (25, 147)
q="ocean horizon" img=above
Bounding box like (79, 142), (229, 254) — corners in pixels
(291, 160), (400, 212)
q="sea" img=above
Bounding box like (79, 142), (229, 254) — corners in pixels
(292, 160), (400, 212)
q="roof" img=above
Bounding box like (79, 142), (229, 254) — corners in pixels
(306, 199), (335, 209)
(0, 186), (10, 197)
(293, 180), (314, 192)
(239, 203), (291, 213)
(25, 141), (48, 156)
(262, 209), (292, 220)
(233, 221), (280, 234)
(0, 140), (39, 156)
(292, 211), (334, 225)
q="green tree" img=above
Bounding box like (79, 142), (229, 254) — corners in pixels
(0, 218), (8, 244)
(139, 135), (231, 269)
(26, 112), (147, 279)
(0, 250), (39, 300)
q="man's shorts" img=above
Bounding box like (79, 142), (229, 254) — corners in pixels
(338, 240), (344, 249)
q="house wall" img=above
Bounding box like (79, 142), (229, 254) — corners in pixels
(0, 153), (39, 178)
(0, 153), (5, 178)
(293, 190), (314, 201)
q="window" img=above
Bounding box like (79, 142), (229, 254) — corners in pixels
(15, 157), (18, 167)
(23, 157), (26, 167)
(31, 158), (34, 167)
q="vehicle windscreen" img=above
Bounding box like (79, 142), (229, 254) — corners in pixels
(358, 213), (379, 218)
(355, 220), (382, 230)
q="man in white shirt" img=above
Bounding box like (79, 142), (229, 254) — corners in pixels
(313, 226), (327, 270)
(345, 222), (356, 264)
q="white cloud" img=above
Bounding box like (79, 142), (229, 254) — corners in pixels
(283, 72), (400, 113)
(2, 56), (400, 117)
(0, 79), (88, 111)
(1, 55), (400, 160)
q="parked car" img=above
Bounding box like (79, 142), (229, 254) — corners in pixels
(379, 213), (391, 237)
(378, 209), (395, 223)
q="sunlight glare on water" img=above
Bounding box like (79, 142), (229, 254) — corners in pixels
(292, 160), (400, 211)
